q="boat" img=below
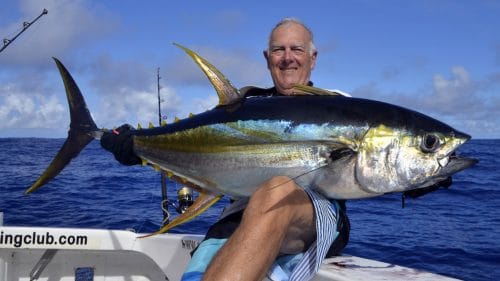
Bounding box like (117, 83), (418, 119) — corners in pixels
(0, 216), (460, 281)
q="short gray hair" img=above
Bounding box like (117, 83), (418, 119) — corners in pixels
(267, 18), (317, 56)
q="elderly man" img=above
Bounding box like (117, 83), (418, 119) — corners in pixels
(183, 18), (350, 281)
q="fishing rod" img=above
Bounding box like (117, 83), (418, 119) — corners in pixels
(0, 8), (48, 54)
(157, 68), (170, 225)
(157, 68), (193, 226)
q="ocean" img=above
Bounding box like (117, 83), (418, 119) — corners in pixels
(0, 138), (498, 281)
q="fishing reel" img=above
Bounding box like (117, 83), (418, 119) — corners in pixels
(175, 187), (194, 214)
(161, 186), (195, 226)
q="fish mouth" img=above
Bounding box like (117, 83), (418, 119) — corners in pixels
(437, 131), (472, 168)
(437, 153), (478, 177)
(432, 132), (477, 185)
(420, 154), (477, 190)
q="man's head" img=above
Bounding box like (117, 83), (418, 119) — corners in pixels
(264, 18), (317, 95)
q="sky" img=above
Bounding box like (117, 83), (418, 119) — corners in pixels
(0, 0), (499, 139)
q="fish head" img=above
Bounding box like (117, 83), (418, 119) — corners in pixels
(356, 121), (477, 195)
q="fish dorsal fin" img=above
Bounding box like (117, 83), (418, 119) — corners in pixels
(174, 43), (244, 106)
(293, 84), (342, 96)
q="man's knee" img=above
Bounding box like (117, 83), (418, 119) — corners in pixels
(250, 176), (300, 206)
(245, 176), (311, 220)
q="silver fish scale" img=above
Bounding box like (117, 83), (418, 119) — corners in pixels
(133, 120), (353, 197)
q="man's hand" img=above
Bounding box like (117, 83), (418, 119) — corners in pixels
(100, 124), (142, 166)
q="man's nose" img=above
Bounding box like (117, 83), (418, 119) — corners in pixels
(283, 48), (294, 62)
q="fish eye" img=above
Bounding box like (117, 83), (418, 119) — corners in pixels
(420, 133), (441, 153)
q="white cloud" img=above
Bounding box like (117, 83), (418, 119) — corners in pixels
(351, 65), (500, 139)
(95, 85), (186, 129)
(427, 66), (477, 114)
(79, 55), (185, 128)
(189, 94), (219, 115)
(11, 53), (222, 135)
(0, 89), (65, 129)
(356, 66), (481, 117)
(94, 85), (219, 130)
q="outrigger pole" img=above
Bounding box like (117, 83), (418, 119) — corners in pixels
(0, 8), (48, 54)
(156, 69), (194, 226)
(157, 68), (170, 225)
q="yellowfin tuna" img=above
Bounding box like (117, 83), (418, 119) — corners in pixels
(26, 44), (477, 236)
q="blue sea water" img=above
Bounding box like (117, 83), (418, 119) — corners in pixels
(0, 138), (498, 281)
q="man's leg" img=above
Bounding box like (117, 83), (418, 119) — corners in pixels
(203, 176), (316, 281)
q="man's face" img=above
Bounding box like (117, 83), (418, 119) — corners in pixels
(264, 23), (317, 95)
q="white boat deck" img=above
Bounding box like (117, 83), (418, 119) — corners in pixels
(0, 226), (460, 281)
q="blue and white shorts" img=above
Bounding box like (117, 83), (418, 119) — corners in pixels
(181, 189), (340, 281)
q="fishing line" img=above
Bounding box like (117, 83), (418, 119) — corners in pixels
(267, 147), (354, 190)
(268, 164), (329, 190)
(161, 199), (171, 225)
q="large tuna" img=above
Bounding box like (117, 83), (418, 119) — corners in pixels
(26, 44), (477, 235)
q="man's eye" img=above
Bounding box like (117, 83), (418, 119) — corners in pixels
(271, 48), (284, 54)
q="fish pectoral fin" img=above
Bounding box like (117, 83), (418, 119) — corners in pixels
(139, 191), (223, 238)
(292, 84), (342, 96)
(329, 147), (356, 162)
(173, 43), (244, 106)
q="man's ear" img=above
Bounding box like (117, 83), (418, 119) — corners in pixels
(310, 50), (318, 70)
(263, 50), (273, 70)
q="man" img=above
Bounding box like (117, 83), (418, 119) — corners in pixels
(182, 18), (350, 281)
(102, 18), (350, 281)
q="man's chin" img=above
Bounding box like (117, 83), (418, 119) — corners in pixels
(277, 87), (295, 95)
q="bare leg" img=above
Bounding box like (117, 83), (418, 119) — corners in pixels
(203, 176), (316, 281)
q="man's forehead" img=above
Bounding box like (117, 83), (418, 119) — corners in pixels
(270, 24), (310, 45)
(269, 35), (309, 48)
(269, 42), (307, 49)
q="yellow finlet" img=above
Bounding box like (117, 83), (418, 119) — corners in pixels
(166, 171), (174, 178)
(189, 113), (195, 118)
(137, 123), (142, 129)
(174, 117), (181, 123)
(161, 120), (167, 126)
(152, 164), (161, 172)
(139, 191), (223, 238)
(148, 122), (154, 128)
(141, 159), (148, 166)
(173, 43), (244, 106)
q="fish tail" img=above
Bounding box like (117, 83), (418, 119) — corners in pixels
(25, 58), (99, 194)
